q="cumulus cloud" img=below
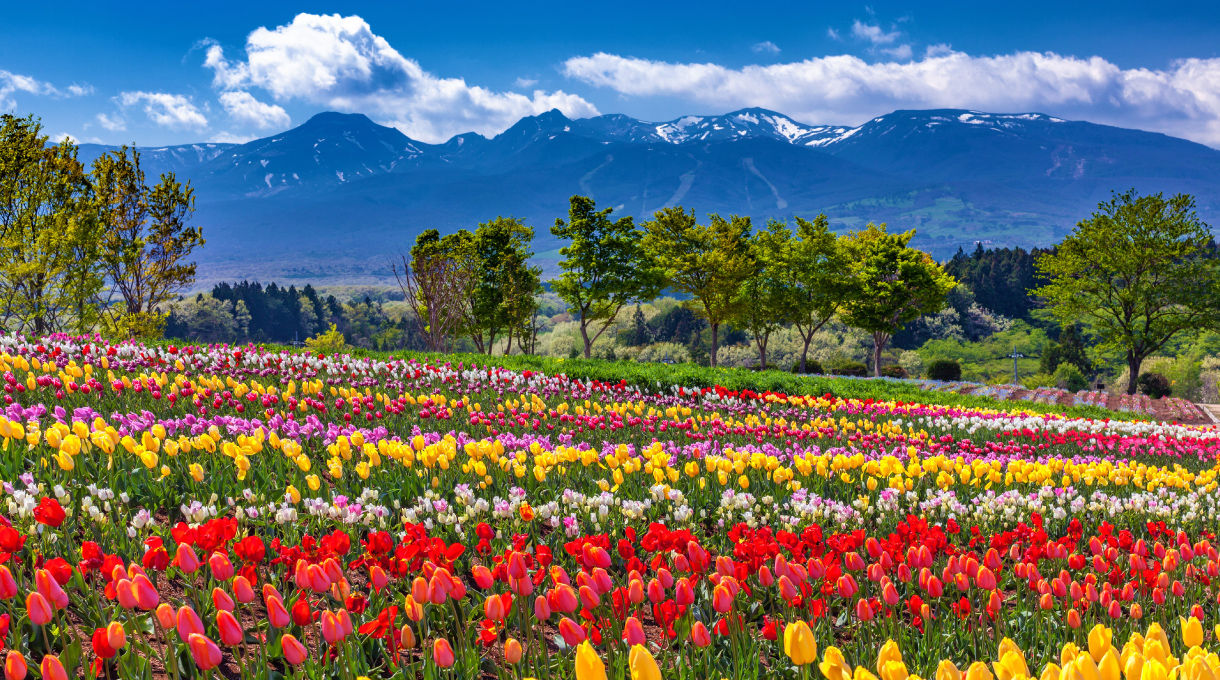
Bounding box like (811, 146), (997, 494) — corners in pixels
(118, 91), (209, 130)
(209, 130), (257, 144)
(202, 13), (599, 142)
(751, 41), (781, 55)
(562, 50), (1220, 146)
(218, 91), (290, 129)
(0, 69), (90, 110)
(95, 112), (126, 131)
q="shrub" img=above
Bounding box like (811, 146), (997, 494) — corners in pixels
(1053, 363), (1089, 392)
(103, 311), (167, 341)
(880, 365), (908, 379)
(305, 324), (350, 355)
(829, 361), (868, 377)
(926, 359), (962, 381)
(791, 359), (823, 375)
(1136, 372), (1172, 399)
(1022, 373), (1056, 389)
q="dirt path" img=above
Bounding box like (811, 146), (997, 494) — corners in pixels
(1198, 404), (1220, 425)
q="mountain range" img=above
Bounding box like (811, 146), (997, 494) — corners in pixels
(76, 107), (1220, 284)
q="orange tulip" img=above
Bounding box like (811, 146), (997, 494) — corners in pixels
(105, 621), (127, 651)
(212, 587), (235, 612)
(187, 634), (223, 670)
(266, 595), (290, 628)
(712, 584), (734, 613)
(691, 621), (712, 648)
(504, 638), (523, 664)
(34, 571), (67, 610)
(623, 616), (646, 646)
(155, 603), (176, 629)
(133, 574), (159, 610)
(433, 638), (455, 668)
(232, 575), (255, 604)
(176, 606), (205, 642)
(4, 651), (26, 680)
(39, 656), (67, 680)
(321, 610), (344, 645)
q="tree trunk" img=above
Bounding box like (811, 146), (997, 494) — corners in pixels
(756, 333), (769, 370)
(800, 331), (813, 374)
(581, 321), (592, 359)
(1126, 351), (1142, 395)
(872, 332), (888, 377)
(710, 322), (720, 368)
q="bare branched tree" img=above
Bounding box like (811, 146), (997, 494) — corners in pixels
(392, 229), (478, 353)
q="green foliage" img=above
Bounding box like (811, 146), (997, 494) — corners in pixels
(1034, 189), (1220, 394)
(0, 114), (104, 333)
(767, 215), (847, 373)
(1022, 373), (1056, 390)
(470, 216), (541, 354)
(643, 208), (756, 367)
(733, 219), (792, 368)
(926, 360), (962, 381)
(839, 223), (956, 376)
(551, 196), (662, 358)
(103, 311), (168, 341)
(1040, 325), (1091, 376)
(880, 365), (909, 379)
(1137, 372), (1172, 399)
(918, 321), (1048, 383)
(1052, 363), (1088, 392)
(305, 324), (350, 355)
(827, 360), (869, 377)
(944, 244), (1047, 321)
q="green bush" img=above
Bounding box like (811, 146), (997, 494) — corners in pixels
(305, 324), (350, 355)
(828, 361), (868, 377)
(1053, 363), (1088, 392)
(791, 359), (823, 375)
(1137, 372), (1172, 398)
(880, 365), (908, 379)
(926, 359), (962, 381)
(1021, 373), (1056, 389)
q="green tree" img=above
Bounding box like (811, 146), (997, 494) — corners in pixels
(551, 196), (662, 358)
(840, 223), (956, 376)
(732, 221), (783, 368)
(785, 215), (849, 373)
(91, 145), (204, 338)
(394, 228), (479, 353)
(644, 209), (755, 367)
(1033, 189), (1220, 394)
(470, 216), (540, 354)
(0, 114), (104, 334)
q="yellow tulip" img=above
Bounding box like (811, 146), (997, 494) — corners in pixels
(997, 650), (1031, 680)
(784, 621), (818, 667)
(1099, 650), (1122, 680)
(878, 640), (904, 674)
(1124, 652), (1145, 680)
(855, 669), (881, 680)
(881, 661), (909, 680)
(1182, 618), (1205, 649)
(574, 641), (606, 680)
(1074, 655), (1102, 680)
(628, 645), (662, 680)
(1147, 625), (1171, 654)
(937, 661), (962, 680)
(965, 662), (995, 680)
(189, 463), (205, 482)
(1139, 660), (1167, 680)
(1090, 626), (1114, 663)
(1041, 663), (1063, 680)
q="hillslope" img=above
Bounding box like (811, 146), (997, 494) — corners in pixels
(77, 108), (1220, 284)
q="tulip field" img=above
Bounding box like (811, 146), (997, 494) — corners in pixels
(1, 335), (1220, 680)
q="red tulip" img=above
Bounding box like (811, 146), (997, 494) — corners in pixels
(712, 584), (734, 613)
(0, 567), (18, 600)
(281, 634), (307, 665)
(216, 610), (243, 646)
(558, 616), (586, 645)
(623, 616), (646, 646)
(533, 595), (551, 622)
(174, 544), (200, 574)
(691, 621), (712, 648)
(187, 634), (222, 670)
(212, 587), (235, 612)
(34, 571), (67, 610)
(106, 621), (126, 651)
(209, 553), (234, 581)
(176, 606), (205, 642)
(232, 576), (255, 604)
(25, 592), (52, 626)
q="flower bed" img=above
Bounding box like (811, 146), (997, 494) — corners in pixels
(0, 335), (1216, 678)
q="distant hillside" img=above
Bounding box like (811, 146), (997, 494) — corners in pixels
(76, 108), (1220, 284)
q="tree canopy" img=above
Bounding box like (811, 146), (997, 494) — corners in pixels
(1033, 189), (1220, 394)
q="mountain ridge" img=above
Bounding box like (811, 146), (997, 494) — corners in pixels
(73, 107), (1220, 284)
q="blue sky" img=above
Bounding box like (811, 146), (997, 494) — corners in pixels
(4, 1), (1220, 146)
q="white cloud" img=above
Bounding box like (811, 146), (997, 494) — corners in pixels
(514, 77), (539, 88)
(851, 20), (901, 45)
(751, 41), (781, 55)
(118, 91), (209, 130)
(562, 50), (1220, 146)
(95, 112), (126, 131)
(218, 91), (290, 129)
(203, 13), (599, 143)
(0, 69), (90, 110)
(827, 28), (841, 41)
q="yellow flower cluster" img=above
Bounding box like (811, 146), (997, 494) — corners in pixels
(817, 621), (1219, 680)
